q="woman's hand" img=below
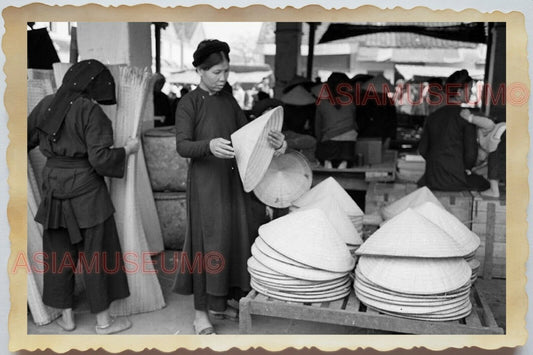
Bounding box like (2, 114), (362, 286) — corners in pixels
(209, 138), (235, 159)
(268, 130), (285, 150)
(124, 137), (140, 155)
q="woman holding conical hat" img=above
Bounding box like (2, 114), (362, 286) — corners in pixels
(172, 39), (286, 335)
(27, 59), (139, 334)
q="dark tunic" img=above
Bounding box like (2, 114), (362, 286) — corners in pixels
(172, 87), (259, 298)
(28, 94), (130, 312)
(417, 105), (484, 191)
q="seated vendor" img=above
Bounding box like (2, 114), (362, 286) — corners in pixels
(417, 69), (490, 191)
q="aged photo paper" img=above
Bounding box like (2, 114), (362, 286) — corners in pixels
(5, 3), (528, 352)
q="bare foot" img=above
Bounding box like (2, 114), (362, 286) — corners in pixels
(56, 309), (75, 331)
(194, 311), (215, 335)
(95, 317), (132, 335)
(481, 189), (500, 198)
(337, 161), (348, 169)
(324, 160), (333, 169)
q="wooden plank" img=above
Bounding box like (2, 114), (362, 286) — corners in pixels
(473, 286), (501, 331)
(345, 292), (361, 311)
(329, 298), (346, 310)
(483, 203), (496, 280)
(320, 302), (331, 308)
(464, 307), (483, 328)
(239, 295), (253, 334)
(254, 293), (268, 302)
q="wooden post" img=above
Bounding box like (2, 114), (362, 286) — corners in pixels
(483, 203), (496, 280)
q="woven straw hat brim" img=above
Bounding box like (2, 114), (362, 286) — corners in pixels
(247, 255), (285, 276)
(259, 209), (355, 272)
(468, 259), (481, 270)
(292, 177), (364, 217)
(249, 268), (323, 286)
(367, 302), (472, 321)
(381, 186), (444, 220)
(414, 202), (480, 255)
(252, 243), (348, 281)
(354, 279), (470, 306)
(231, 106), (284, 192)
(251, 280), (351, 302)
(355, 289), (471, 314)
(357, 255), (472, 295)
(355, 269), (471, 299)
(253, 150), (313, 208)
(253, 239), (313, 269)
(356, 209), (467, 258)
(280, 85), (316, 105)
(293, 195), (363, 245)
(252, 277), (351, 296)
(254, 276), (351, 292)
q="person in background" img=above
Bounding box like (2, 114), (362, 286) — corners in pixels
(314, 72), (357, 169)
(153, 73), (173, 127)
(172, 39), (285, 335)
(417, 69), (490, 191)
(27, 59), (139, 334)
(232, 82), (246, 109)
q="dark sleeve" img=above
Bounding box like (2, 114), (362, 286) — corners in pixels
(85, 104), (126, 178)
(463, 121), (478, 170)
(233, 98), (248, 129)
(385, 105), (397, 140)
(418, 119), (430, 159)
(175, 97), (212, 158)
(27, 95), (53, 152)
(314, 106), (323, 142)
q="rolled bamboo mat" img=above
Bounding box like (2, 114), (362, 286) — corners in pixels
(108, 66), (165, 316)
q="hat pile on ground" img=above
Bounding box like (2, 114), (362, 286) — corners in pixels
(354, 208), (473, 321)
(248, 209), (355, 302)
(291, 177), (364, 253)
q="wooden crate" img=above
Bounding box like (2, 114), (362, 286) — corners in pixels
(433, 190), (474, 228)
(239, 286), (503, 334)
(364, 182), (418, 215)
(471, 192), (506, 279)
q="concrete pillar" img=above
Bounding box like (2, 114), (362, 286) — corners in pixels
(77, 22), (152, 70)
(273, 22), (302, 98)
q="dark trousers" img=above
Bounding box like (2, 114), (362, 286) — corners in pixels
(42, 216), (130, 313)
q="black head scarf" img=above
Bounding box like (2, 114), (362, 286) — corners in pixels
(192, 39), (230, 68)
(37, 59), (116, 142)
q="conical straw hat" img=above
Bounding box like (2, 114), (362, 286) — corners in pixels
(355, 268), (471, 299)
(294, 195), (363, 245)
(253, 150), (312, 208)
(231, 106), (284, 192)
(381, 186), (444, 220)
(292, 177), (363, 217)
(414, 202), (480, 255)
(256, 276), (350, 292)
(254, 237), (312, 268)
(251, 244), (347, 281)
(357, 255), (471, 295)
(252, 278), (351, 296)
(356, 208), (466, 258)
(281, 85), (316, 105)
(251, 280), (351, 303)
(259, 209), (355, 272)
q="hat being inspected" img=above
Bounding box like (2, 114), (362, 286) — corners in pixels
(231, 105), (284, 192)
(253, 150), (313, 208)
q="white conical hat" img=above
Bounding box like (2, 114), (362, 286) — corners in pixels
(280, 85), (316, 105)
(293, 195), (363, 246)
(259, 209), (355, 272)
(357, 255), (472, 295)
(356, 208), (466, 258)
(253, 150), (313, 208)
(253, 237), (312, 268)
(381, 186), (444, 220)
(251, 243), (347, 281)
(231, 106), (283, 192)
(414, 202), (480, 255)
(292, 177), (364, 217)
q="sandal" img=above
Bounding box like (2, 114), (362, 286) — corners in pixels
(209, 306), (238, 321)
(193, 320), (216, 335)
(95, 317), (132, 335)
(56, 318), (76, 332)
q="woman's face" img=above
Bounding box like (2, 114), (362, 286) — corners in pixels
(198, 59), (230, 94)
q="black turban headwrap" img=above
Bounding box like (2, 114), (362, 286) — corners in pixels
(37, 59), (116, 143)
(192, 39), (230, 68)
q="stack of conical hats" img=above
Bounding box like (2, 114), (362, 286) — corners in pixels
(380, 186), (444, 221)
(292, 177), (364, 234)
(413, 201), (481, 283)
(354, 208), (473, 321)
(248, 209), (355, 302)
(231, 106), (284, 192)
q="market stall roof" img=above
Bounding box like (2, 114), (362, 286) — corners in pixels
(318, 22), (488, 45)
(395, 64), (485, 81)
